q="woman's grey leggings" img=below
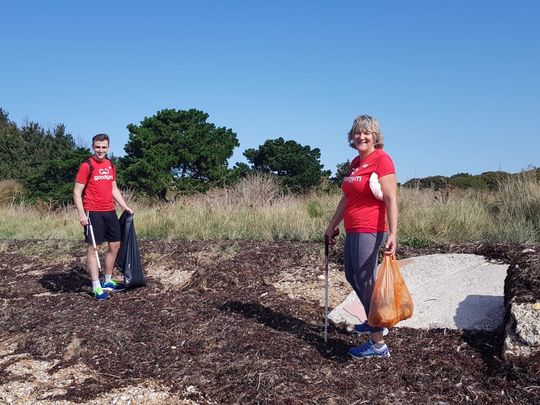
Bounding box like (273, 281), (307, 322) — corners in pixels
(344, 232), (386, 332)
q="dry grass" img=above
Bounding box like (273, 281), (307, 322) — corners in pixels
(1, 173), (538, 244)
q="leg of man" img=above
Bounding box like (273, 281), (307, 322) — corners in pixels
(87, 244), (101, 282)
(101, 211), (124, 291)
(104, 241), (120, 276)
(86, 212), (106, 278)
(104, 210), (121, 277)
(85, 212), (110, 300)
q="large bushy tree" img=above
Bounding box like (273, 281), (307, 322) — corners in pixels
(243, 137), (330, 193)
(0, 109), (90, 204)
(121, 109), (239, 198)
(23, 125), (91, 203)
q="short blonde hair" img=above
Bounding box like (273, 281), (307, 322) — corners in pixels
(347, 115), (384, 149)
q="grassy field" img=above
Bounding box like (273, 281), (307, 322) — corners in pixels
(0, 172), (539, 244)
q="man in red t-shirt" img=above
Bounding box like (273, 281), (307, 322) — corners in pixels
(73, 133), (133, 300)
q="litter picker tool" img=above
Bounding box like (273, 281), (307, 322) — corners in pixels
(86, 212), (102, 275)
(324, 228), (339, 343)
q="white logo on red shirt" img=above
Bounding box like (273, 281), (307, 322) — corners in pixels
(343, 176), (362, 183)
(94, 166), (113, 181)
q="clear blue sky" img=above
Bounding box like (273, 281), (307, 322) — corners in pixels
(2, 0), (539, 182)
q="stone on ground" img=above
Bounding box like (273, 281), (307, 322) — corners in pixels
(328, 254), (508, 331)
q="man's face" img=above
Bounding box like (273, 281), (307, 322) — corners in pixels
(92, 140), (109, 161)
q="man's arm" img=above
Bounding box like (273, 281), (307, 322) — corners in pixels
(112, 182), (134, 214)
(73, 182), (88, 226)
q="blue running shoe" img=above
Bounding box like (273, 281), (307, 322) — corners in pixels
(354, 321), (389, 336)
(349, 340), (390, 359)
(101, 279), (126, 292)
(93, 286), (109, 301)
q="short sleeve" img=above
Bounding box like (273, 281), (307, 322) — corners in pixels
(75, 162), (90, 184)
(376, 153), (395, 177)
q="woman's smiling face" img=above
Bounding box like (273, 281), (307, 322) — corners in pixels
(347, 115), (383, 151)
(352, 130), (375, 154)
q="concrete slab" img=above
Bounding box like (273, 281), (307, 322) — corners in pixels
(328, 254), (508, 331)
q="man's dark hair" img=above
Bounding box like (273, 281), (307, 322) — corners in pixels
(92, 133), (110, 145)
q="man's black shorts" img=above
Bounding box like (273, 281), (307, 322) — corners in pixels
(85, 211), (121, 244)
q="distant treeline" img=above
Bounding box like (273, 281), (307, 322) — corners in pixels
(1, 106), (537, 205)
(402, 170), (540, 191)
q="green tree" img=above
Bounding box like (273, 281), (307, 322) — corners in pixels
(479, 171), (511, 191)
(21, 125), (90, 203)
(0, 109), (91, 204)
(403, 175), (450, 190)
(0, 110), (31, 181)
(331, 160), (351, 186)
(121, 109), (240, 198)
(244, 137), (330, 193)
(228, 162), (253, 181)
(449, 172), (488, 190)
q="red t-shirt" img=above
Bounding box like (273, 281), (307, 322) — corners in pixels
(341, 149), (395, 233)
(75, 157), (116, 211)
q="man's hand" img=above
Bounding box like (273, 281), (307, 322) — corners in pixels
(79, 213), (88, 227)
(124, 206), (134, 215)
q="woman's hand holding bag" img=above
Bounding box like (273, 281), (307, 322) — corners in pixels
(367, 254), (414, 328)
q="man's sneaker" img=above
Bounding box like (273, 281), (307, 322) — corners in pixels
(349, 340), (390, 359)
(101, 279), (126, 292)
(354, 321), (389, 336)
(93, 287), (109, 301)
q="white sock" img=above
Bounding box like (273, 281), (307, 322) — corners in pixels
(92, 280), (101, 290)
(373, 343), (387, 350)
(105, 274), (112, 283)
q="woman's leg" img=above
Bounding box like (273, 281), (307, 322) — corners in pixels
(344, 232), (385, 332)
(345, 232), (392, 358)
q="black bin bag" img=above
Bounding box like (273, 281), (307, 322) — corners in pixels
(116, 211), (146, 288)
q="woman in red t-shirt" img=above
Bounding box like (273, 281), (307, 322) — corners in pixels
(325, 115), (399, 359)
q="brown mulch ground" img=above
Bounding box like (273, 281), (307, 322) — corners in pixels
(1, 239), (539, 404)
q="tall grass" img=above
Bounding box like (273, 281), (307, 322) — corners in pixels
(0, 203), (81, 239)
(494, 170), (540, 226)
(1, 173), (538, 244)
(133, 174), (337, 241)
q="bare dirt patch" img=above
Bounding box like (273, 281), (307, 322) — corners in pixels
(270, 251), (350, 310)
(1, 239), (539, 404)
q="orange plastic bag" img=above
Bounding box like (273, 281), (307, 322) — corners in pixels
(367, 254), (414, 328)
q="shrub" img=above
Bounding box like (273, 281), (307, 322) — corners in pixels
(0, 179), (25, 205)
(226, 173), (283, 207)
(307, 200), (323, 218)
